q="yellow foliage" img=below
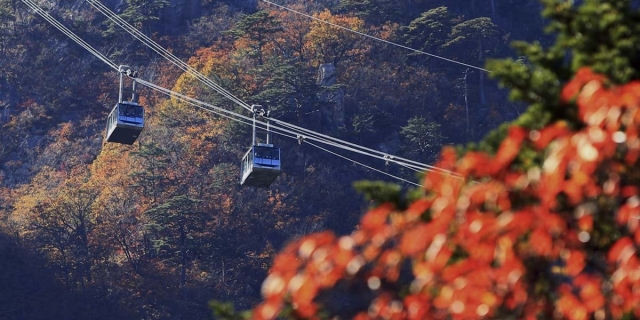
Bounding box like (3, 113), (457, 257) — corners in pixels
(304, 9), (367, 66)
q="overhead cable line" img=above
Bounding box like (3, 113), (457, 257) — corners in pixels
(21, 0), (119, 71)
(85, 0), (254, 112)
(21, 0), (463, 185)
(260, 0), (491, 73)
(271, 118), (451, 174)
(84, 0), (456, 175)
(140, 79), (431, 174)
(304, 141), (423, 187)
(136, 78), (445, 176)
(143, 83), (423, 186)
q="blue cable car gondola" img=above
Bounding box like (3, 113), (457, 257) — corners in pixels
(105, 66), (144, 145)
(240, 105), (281, 187)
(240, 143), (281, 187)
(105, 101), (144, 145)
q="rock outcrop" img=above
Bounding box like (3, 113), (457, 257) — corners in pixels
(316, 63), (345, 130)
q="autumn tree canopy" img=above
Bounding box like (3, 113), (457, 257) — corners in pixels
(4, 0), (639, 318)
(252, 67), (640, 320)
(248, 0), (640, 319)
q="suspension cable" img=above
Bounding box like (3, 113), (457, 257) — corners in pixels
(85, 0), (458, 176)
(260, 0), (491, 73)
(271, 118), (455, 174)
(144, 81), (425, 186)
(304, 141), (423, 187)
(21, 0), (463, 185)
(85, 0), (253, 112)
(136, 78), (458, 178)
(21, 0), (119, 71)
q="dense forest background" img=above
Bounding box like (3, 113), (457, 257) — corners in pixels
(0, 0), (548, 318)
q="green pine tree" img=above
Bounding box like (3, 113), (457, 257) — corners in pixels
(482, 0), (640, 153)
(400, 116), (444, 163)
(226, 10), (283, 66)
(103, 0), (168, 37)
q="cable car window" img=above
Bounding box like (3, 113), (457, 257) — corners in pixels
(118, 103), (143, 125)
(254, 147), (279, 160)
(245, 151), (252, 171)
(105, 102), (144, 145)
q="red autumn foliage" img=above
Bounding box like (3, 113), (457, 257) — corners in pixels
(254, 68), (640, 319)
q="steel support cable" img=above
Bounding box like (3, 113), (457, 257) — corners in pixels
(145, 85), (271, 134)
(88, 0), (251, 110)
(281, 127), (427, 173)
(143, 81), (424, 186)
(23, 0), (460, 182)
(272, 118), (448, 173)
(22, 0), (117, 70)
(269, 124), (424, 172)
(304, 141), (423, 187)
(84, 0), (456, 175)
(21, 0), (119, 71)
(270, 118), (457, 175)
(85, 0), (249, 109)
(135, 78), (460, 177)
(275, 126), (427, 173)
(85, 0), (253, 112)
(260, 0), (491, 73)
(139, 79), (430, 174)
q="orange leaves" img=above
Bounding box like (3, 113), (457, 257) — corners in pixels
(261, 274), (287, 300)
(529, 122), (571, 150)
(255, 68), (640, 319)
(456, 151), (491, 177)
(574, 275), (605, 313)
(256, 231), (348, 319)
(616, 197), (640, 235)
(556, 275), (605, 320)
(488, 126), (527, 176)
(403, 294), (430, 320)
(464, 181), (511, 212)
(304, 9), (367, 65)
(606, 238), (640, 316)
(529, 227), (554, 257)
(561, 68), (607, 103)
(453, 126), (527, 178)
(290, 277), (319, 315)
(557, 287), (589, 320)
(364, 294), (406, 320)
(399, 224), (436, 256)
(608, 237), (636, 265)
(253, 302), (282, 320)
(402, 198), (432, 222)
(271, 249), (300, 275)
(431, 261), (501, 319)
(361, 203), (393, 233)
(564, 250), (586, 277)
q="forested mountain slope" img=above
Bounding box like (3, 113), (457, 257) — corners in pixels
(251, 0), (640, 318)
(0, 0), (544, 318)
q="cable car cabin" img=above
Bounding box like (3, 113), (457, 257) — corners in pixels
(105, 101), (144, 145)
(240, 143), (281, 187)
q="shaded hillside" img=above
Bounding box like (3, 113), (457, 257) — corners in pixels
(251, 0), (640, 317)
(0, 233), (134, 319)
(0, 0), (551, 318)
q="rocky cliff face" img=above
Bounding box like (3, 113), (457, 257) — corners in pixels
(317, 63), (345, 130)
(233, 0), (258, 12)
(159, 0), (258, 35)
(161, 0), (202, 35)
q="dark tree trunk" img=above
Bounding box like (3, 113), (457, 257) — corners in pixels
(490, 0), (496, 18)
(464, 68), (470, 138)
(478, 41), (486, 105)
(179, 220), (187, 300)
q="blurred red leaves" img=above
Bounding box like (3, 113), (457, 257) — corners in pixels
(254, 68), (640, 319)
